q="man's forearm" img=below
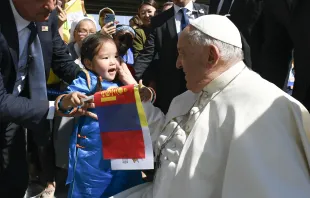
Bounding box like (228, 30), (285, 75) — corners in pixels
(0, 92), (50, 132)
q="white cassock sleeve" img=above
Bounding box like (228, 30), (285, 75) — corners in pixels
(142, 102), (165, 144)
(222, 101), (310, 198)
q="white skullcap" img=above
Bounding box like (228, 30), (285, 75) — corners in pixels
(189, 15), (242, 48)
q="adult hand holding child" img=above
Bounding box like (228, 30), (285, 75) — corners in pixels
(56, 92), (98, 120)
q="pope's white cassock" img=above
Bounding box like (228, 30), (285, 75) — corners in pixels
(112, 61), (310, 198)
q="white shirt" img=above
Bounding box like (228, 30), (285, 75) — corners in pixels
(173, 1), (196, 35)
(10, 0), (31, 95)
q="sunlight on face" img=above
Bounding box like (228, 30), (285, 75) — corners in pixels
(177, 27), (209, 93)
(92, 41), (120, 81)
(139, 4), (156, 27)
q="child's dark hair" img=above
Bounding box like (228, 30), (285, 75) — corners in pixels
(81, 32), (116, 92)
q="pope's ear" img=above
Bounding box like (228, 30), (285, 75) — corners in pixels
(208, 45), (220, 66)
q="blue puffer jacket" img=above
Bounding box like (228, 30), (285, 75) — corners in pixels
(66, 70), (143, 198)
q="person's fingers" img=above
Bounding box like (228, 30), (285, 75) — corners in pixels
(57, 5), (65, 14)
(75, 109), (98, 120)
(140, 93), (145, 101)
(76, 92), (87, 99)
(87, 96), (95, 103)
(84, 111), (98, 120)
(107, 29), (116, 34)
(56, 5), (61, 12)
(107, 25), (116, 30)
(72, 97), (82, 106)
(69, 93), (82, 106)
(139, 88), (145, 101)
(82, 103), (95, 109)
(139, 80), (143, 89)
(104, 22), (113, 28)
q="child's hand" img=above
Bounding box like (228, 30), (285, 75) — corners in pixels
(139, 80), (153, 102)
(61, 92), (87, 110)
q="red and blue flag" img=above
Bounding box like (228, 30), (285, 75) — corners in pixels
(94, 84), (147, 159)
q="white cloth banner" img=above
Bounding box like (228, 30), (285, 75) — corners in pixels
(111, 127), (154, 170)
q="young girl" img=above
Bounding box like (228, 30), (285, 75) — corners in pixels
(55, 33), (153, 198)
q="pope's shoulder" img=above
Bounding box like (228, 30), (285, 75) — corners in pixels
(225, 67), (307, 112)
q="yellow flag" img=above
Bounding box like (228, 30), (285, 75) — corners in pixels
(61, 0), (84, 43)
(65, 0), (84, 29)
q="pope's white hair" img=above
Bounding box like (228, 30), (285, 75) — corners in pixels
(187, 28), (244, 63)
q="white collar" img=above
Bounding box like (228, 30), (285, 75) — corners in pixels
(203, 61), (246, 94)
(174, 1), (194, 14)
(10, 0), (30, 32)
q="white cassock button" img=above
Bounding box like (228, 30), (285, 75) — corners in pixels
(164, 156), (168, 160)
(199, 104), (204, 109)
(190, 110), (194, 115)
(202, 93), (208, 98)
(191, 107), (199, 114)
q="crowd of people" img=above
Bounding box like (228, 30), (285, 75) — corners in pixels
(0, 0), (310, 198)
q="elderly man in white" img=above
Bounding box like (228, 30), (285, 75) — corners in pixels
(112, 15), (310, 198)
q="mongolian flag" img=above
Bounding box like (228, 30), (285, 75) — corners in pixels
(94, 84), (148, 160)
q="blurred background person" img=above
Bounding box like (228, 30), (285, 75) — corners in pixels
(209, 0), (263, 69)
(132, 0), (158, 58)
(114, 25), (136, 75)
(129, 15), (143, 30)
(256, 0), (310, 112)
(68, 17), (97, 68)
(162, 1), (174, 12)
(99, 7), (117, 36)
(56, 0), (94, 44)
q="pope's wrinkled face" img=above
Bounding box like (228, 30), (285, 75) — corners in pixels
(176, 26), (211, 93)
(13, 0), (55, 22)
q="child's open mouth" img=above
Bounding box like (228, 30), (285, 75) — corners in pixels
(108, 68), (116, 73)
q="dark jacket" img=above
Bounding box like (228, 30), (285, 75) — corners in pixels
(134, 3), (209, 113)
(0, 0), (80, 134)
